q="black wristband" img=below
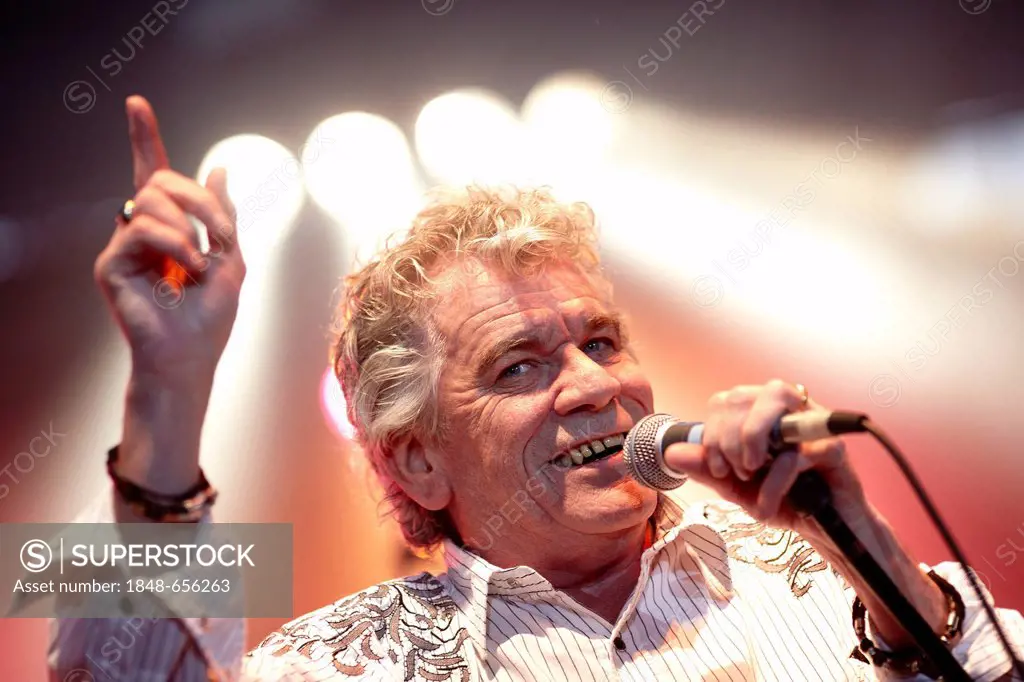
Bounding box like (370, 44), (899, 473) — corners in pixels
(107, 445), (217, 522)
(850, 566), (966, 678)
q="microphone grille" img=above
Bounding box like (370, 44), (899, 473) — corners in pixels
(623, 413), (686, 491)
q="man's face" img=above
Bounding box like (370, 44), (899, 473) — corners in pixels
(429, 260), (658, 552)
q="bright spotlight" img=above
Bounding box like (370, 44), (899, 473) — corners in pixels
(193, 136), (305, 503)
(303, 112), (425, 266)
(196, 134), (305, 271)
(902, 114), (1024, 232)
(414, 89), (533, 187)
(522, 72), (616, 168)
(319, 366), (356, 441)
(902, 129), (988, 231)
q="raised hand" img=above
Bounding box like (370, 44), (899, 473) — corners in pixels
(94, 95), (246, 384)
(93, 95), (246, 496)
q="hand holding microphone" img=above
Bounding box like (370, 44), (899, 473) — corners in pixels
(624, 380), (869, 534)
(626, 383), (1004, 680)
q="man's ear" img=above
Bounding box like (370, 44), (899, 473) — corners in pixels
(385, 433), (452, 512)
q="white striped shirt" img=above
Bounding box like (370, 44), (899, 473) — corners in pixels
(50, 490), (1024, 681)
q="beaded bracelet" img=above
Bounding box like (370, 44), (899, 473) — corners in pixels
(850, 566), (965, 678)
(106, 445), (217, 522)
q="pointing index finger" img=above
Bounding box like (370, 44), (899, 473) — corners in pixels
(126, 95), (170, 190)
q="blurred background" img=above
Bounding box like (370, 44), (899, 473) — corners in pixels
(2, 0), (1024, 678)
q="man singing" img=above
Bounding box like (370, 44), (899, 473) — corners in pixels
(51, 96), (1024, 680)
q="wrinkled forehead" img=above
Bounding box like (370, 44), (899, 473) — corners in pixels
(428, 259), (613, 345)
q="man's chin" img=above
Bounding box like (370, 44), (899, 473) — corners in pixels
(559, 482), (658, 534)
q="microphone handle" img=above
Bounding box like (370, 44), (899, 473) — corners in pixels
(767, 425), (833, 515)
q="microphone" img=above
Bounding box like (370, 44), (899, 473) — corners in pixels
(623, 410), (867, 491)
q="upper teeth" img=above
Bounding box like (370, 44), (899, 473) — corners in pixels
(559, 434), (625, 466)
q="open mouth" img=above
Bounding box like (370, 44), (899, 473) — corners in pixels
(551, 432), (627, 469)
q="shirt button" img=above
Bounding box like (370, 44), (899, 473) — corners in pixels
(613, 636), (626, 651)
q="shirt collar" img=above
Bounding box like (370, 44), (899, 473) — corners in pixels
(439, 492), (735, 651)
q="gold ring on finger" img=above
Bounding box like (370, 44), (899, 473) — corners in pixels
(118, 199), (136, 224)
(794, 382), (810, 408)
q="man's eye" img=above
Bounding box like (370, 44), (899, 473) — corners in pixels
(499, 361), (532, 380)
(583, 338), (615, 355)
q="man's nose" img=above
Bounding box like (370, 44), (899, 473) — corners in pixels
(552, 346), (620, 415)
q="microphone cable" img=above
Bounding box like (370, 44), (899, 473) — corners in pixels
(853, 416), (1024, 679)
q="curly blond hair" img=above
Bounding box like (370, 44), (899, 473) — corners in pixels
(330, 186), (608, 549)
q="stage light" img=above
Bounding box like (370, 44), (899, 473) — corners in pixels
(588, 161), (894, 344)
(414, 89), (532, 187)
(522, 72), (616, 169)
(193, 134), (305, 510)
(517, 71), (620, 201)
(195, 134), (305, 272)
(902, 129), (988, 231)
(303, 112), (425, 266)
(902, 114), (1024, 232)
(586, 167), (762, 273)
(319, 366), (356, 442)
(723, 226), (894, 339)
